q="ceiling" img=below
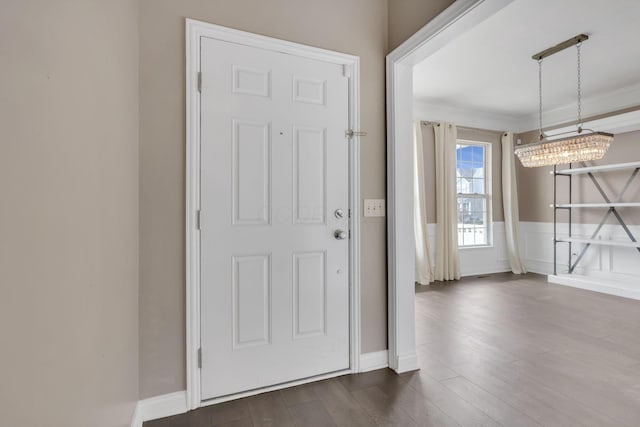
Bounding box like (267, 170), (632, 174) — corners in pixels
(412, 0), (640, 132)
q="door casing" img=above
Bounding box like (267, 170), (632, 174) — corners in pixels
(385, 0), (516, 374)
(185, 18), (361, 410)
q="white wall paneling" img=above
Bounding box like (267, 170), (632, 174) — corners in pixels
(423, 222), (511, 277)
(521, 221), (640, 299)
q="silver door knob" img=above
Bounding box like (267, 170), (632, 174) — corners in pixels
(334, 230), (347, 240)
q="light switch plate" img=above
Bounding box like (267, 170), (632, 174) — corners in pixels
(364, 199), (385, 217)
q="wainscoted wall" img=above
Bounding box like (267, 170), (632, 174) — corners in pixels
(424, 222), (511, 278)
(521, 221), (640, 299)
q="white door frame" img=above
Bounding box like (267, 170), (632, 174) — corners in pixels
(186, 19), (361, 410)
(385, 0), (515, 373)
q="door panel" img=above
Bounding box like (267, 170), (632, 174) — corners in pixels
(293, 251), (326, 338)
(293, 127), (326, 224)
(232, 254), (271, 349)
(200, 37), (350, 399)
(232, 119), (271, 225)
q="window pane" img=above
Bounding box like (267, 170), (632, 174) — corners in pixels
(471, 178), (485, 194)
(456, 142), (489, 247)
(458, 159), (472, 174)
(472, 146), (484, 163)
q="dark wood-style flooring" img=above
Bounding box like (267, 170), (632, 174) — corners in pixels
(145, 273), (640, 426)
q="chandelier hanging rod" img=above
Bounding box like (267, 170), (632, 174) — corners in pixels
(532, 34), (589, 61)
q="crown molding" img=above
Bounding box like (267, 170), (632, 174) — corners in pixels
(413, 100), (529, 131)
(414, 82), (640, 134)
(518, 82), (640, 132)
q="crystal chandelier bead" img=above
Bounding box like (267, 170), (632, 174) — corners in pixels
(517, 34), (614, 168)
(514, 132), (613, 168)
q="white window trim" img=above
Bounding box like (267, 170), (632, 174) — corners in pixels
(456, 139), (493, 249)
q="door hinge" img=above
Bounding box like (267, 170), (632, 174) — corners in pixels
(196, 210), (201, 230)
(197, 348), (202, 369)
(348, 209), (351, 218)
(197, 71), (202, 93)
(349, 229), (351, 239)
(342, 64), (351, 78)
(345, 129), (367, 139)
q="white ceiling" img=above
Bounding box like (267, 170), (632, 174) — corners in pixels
(412, 0), (640, 132)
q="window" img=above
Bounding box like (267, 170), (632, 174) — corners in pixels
(456, 141), (491, 247)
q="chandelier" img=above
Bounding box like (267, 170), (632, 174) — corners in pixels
(515, 34), (613, 168)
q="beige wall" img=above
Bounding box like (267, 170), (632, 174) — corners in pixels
(420, 124), (505, 223)
(387, 0), (455, 51)
(517, 130), (640, 225)
(0, 1), (139, 426)
(139, 0), (389, 398)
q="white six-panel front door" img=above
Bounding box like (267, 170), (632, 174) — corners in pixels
(200, 37), (350, 399)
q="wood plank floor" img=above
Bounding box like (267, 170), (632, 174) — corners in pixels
(145, 273), (640, 426)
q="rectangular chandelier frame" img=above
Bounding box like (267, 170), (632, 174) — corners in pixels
(532, 34), (589, 60)
(515, 131), (613, 168)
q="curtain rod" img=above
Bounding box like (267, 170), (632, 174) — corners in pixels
(420, 121), (508, 136)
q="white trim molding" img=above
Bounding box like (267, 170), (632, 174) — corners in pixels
(130, 392), (188, 427)
(359, 350), (389, 372)
(413, 100), (529, 133)
(522, 221), (640, 299)
(130, 351), (397, 426)
(385, 0), (515, 374)
(186, 18), (361, 409)
(130, 403), (142, 427)
(413, 85), (640, 135)
(423, 222), (511, 277)
(128, 350), (407, 426)
(549, 274), (640, 300)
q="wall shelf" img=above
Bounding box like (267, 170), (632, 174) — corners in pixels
(552, 202), (640, 208)
(553, 161), (640, 175)
(552, 161), (640, 278)
(555, 237), (640, 248)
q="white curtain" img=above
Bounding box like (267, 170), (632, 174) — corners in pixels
(501, 132), (527, 274)
(434, 122), (460, 281)
(414, 121), (433, 285)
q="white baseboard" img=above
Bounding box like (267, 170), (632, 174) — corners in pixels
(131, 391), (188, 427)
(549, 274), (640, 301)
(130, 403), (142, 427)
(130, 361), (367, 426)
(393, 352), (419, 373)
(522, 221), (640, 299)
(131, 349), (401, 426)
(359, 350), (389, 372)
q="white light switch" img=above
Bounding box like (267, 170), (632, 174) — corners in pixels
(364, 199), (385, 217)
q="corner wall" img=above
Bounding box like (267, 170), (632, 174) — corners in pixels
(0, 1), (139, 426)
(387, 0), (455, 51)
